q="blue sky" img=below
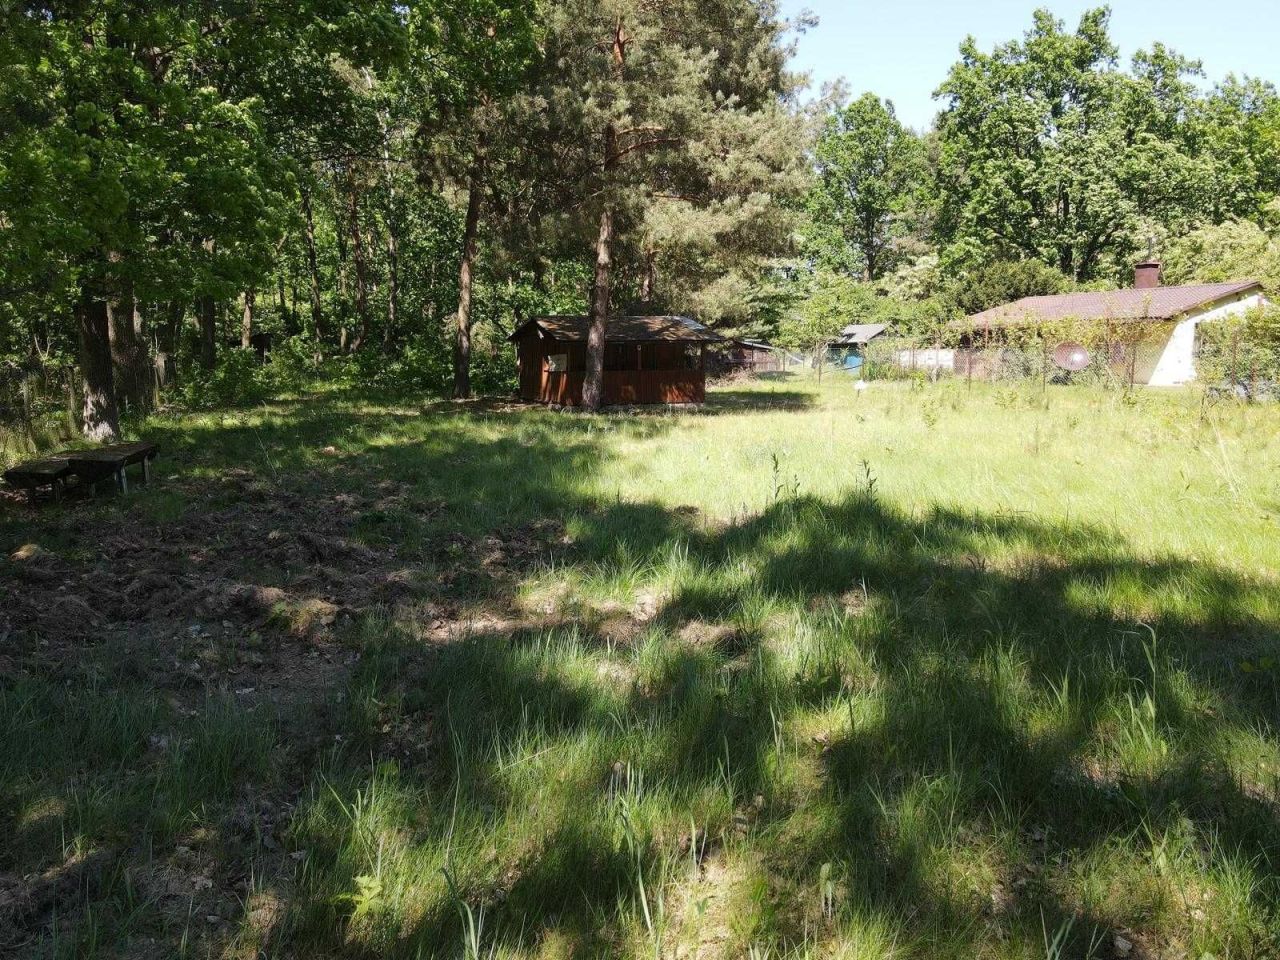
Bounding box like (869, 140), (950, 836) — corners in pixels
(777, 0), (1280, 130)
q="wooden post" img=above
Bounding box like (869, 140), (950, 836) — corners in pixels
(1041, 330), (1048, 394)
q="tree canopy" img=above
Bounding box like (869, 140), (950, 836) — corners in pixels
(2, 2), (1279, 428)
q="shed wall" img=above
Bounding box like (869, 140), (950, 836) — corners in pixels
(514, 332), (706, 405)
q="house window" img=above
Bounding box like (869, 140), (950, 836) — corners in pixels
(546, 353), (568, 373)
(683, 345), (701, 370)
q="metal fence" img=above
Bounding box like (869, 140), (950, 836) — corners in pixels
(857, 332), (1246, 391)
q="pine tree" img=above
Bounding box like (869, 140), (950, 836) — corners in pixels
(536, 0), (805, 410)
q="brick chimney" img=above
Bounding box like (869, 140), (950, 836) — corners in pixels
(1134, 260), (1162, 289)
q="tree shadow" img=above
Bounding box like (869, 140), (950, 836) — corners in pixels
(4, 392), (1279, 958)
(703, 388), (816, 413)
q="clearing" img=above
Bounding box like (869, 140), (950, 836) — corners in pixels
(2, 375), (1279, 959)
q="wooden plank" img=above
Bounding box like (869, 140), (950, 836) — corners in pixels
(3, 454), (74, 490)
(64, 442), (157, 482)
(65, 441), (157, 467)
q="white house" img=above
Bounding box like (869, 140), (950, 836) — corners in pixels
(958, 262), (1267, 386)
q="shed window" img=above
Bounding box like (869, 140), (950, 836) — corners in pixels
(546, 353), (569, 372)
(605, 344), (635, 371)
(640, 344), (665, 370)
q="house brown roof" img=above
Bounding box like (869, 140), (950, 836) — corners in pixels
(958, 280), (1263, 331)
(833, 323), (888, 345)
(508, 315), (724, 343)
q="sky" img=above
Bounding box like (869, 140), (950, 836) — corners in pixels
(776, 0), (1280, 130)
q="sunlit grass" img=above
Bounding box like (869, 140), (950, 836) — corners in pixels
(2, 374), (1278, 958)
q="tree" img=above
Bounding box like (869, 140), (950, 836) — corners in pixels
(809, 94), (927, 281)
(1194, 76), (1280, 221)
(933, 8), (1240, 283)
(536, 0), (804, 410)
(0, 2), (400, 438)
(1162, 207), (1280, 293)
(405, 1), (539, 398)
(946, 259), (1073, 316)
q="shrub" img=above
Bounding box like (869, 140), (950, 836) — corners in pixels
(174, 349), (273, 410)
(1198, 305), (1280, 388)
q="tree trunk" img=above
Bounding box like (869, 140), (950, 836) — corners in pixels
(301, 185), (325, 342)
(198, 295), (217, 370)
(640, 250), (657, 304)
(241, 289), (255, 349)
(384, 220), (400, 350)
(370, 74), (402, 352)
(160, 300), (185, 356)
(583, 26), (628, 412)
(583, 202), (614, 412)
(452, 154), (485, 399)
(289, 278), (301, 336)
(348, 185), (371, 352)
(108, 283), (150, 413)
(335, 218), (350, 352)
(77, 294), (120, 441)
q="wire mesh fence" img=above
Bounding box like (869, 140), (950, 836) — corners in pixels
(850, 318), (1279, 395)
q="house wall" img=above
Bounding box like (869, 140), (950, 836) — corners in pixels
(1146, 292), (1265, 386)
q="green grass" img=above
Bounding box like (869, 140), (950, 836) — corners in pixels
(2, 374), (1279, 958)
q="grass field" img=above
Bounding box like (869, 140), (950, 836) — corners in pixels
(2, 374), (1279, 959)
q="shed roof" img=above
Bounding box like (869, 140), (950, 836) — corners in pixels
(959, 280), (1263, 331)
(508, 315), (724, 344)
(833, 323), (888, 345)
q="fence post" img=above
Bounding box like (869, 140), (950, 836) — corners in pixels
(1041, 334), (1048, 395)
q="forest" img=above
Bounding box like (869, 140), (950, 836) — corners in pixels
(2, 2), (1278, 438)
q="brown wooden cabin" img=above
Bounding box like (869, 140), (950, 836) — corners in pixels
(709, 339), (789, 374)
(508, 315), (723, 406)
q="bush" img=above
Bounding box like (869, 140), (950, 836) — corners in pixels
(1198, 305), (1280, 387)
(348, 332), (517, 397)
(174, 349), (274, 410)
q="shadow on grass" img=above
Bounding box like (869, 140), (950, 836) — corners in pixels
(272, 404), (1277, 957)
(704, 388), (816, 413)
(3, 390), (1278, 958)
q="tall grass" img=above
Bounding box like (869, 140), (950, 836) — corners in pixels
(3, 375), (1278, 958)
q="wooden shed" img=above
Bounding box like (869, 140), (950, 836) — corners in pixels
(508, 315), (723, 406)
(709, 339), (792, 375)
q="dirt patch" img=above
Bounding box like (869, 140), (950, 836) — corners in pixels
(3, 470), (563, 651)
(0, 847), (119, 947)
(678, 620), (752, 657)
(0, 463), (571, 957)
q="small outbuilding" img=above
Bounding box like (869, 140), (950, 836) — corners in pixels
(832, 323), (888, 349)
(830, 323), (888, 371)
(508, 315), (723, 406)
(710, 338), (793, 375)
